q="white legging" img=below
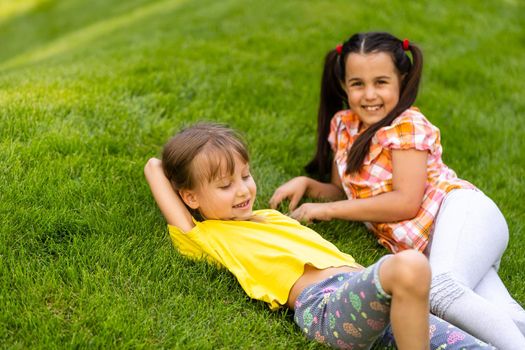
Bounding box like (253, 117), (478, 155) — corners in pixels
(427, 189), (525, 349)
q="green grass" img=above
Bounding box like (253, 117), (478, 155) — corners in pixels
(1, 0), (524, 348)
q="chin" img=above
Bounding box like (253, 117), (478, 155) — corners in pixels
(237, 210), (254, 221)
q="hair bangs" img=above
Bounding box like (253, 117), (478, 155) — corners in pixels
(191, 138), (249, 186)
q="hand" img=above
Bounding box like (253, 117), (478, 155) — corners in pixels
(289, 202), (331, 224)
(269, 176), (309, 212)
(144, 157), (194, 232)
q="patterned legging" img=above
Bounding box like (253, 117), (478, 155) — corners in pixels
(293, 257), (494, 349)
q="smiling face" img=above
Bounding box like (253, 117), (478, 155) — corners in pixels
(344, 52), (402, 130)
(181, 153), (257, 221)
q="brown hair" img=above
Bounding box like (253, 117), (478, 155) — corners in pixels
(305, 32), (423, 179)
(162, 122), (250, 191)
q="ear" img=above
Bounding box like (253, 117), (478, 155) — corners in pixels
(179, 189), (200, 210)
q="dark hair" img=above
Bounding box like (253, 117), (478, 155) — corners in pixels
(162, 122), (250, 191)
(305, 32), (423, 179)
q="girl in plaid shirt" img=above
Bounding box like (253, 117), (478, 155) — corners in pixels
(271, 32), (525, 349)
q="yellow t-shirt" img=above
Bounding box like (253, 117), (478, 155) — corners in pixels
(168, 209), (358, 310)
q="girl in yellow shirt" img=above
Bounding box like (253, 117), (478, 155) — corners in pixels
(144, 122), (491, 349)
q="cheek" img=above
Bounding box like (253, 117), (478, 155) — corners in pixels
(390, 82), (401, 99)
(388, 88), (400, 104)
(210, 190), (228, 205)
(347, 91), (361, 107)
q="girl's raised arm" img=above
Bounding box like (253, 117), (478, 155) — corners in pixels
(144, 157), (195, 232)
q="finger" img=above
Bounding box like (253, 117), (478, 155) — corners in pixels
(290, 205), (305, 220)
(269, 196), (276, 209)
(288, 193), (302, 212)
(291, 209), (311, 225)
(289, 208), (300, 220)
(269, 191), (283, 209)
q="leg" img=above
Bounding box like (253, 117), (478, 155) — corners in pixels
(375, 252), (493, 349)
(294, 259), (393, 349)
(379, 250), (430, 350)
(475, 267), (525, 334)
(426, 314), (495, 349)
(376, 314), (496, 349)
(294, 254), (429, 349)
(428, 189), (525, 348)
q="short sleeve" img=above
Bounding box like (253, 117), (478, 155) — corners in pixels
(375, 111), (439, 153)
(167, 224), (206, 259)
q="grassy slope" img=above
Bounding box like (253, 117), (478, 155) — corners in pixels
(1, 0), (524, 348)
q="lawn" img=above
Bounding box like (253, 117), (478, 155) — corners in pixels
(1, 0), (524, 348)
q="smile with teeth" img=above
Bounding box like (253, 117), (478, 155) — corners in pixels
(363, 104), (382, 111)
(233, 199), (250, 209)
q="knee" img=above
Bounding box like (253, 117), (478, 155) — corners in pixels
(382, 250), (431, 297)
(395, 250), (431, 289)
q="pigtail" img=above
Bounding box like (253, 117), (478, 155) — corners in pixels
(345, 38), (424, 174)
(305, 49), (347, 180)
(400, 44), (423, 110)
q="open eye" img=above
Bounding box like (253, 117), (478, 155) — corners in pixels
(348, 81), (363, 87)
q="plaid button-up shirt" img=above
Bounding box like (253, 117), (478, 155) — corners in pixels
(328, 107), (475, 253)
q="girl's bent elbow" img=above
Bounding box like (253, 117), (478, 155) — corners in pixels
(397, 196), (421, 219)
(144, 158), (161, 176)
(405, 204), (420, 219)
(389, 205), (418, 221)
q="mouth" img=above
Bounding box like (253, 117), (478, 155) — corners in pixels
(362, 104), (383, 111)
(233, 199), (251, 209)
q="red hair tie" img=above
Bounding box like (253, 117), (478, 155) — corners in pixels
(402, 39), (410, 51)
(335, 44), (343, 54)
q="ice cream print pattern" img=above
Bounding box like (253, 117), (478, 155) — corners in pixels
(293, 258), (495, 349)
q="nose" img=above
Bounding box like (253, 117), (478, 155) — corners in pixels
(236, 181), (250, 197)
(364, 85), (376, 100)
